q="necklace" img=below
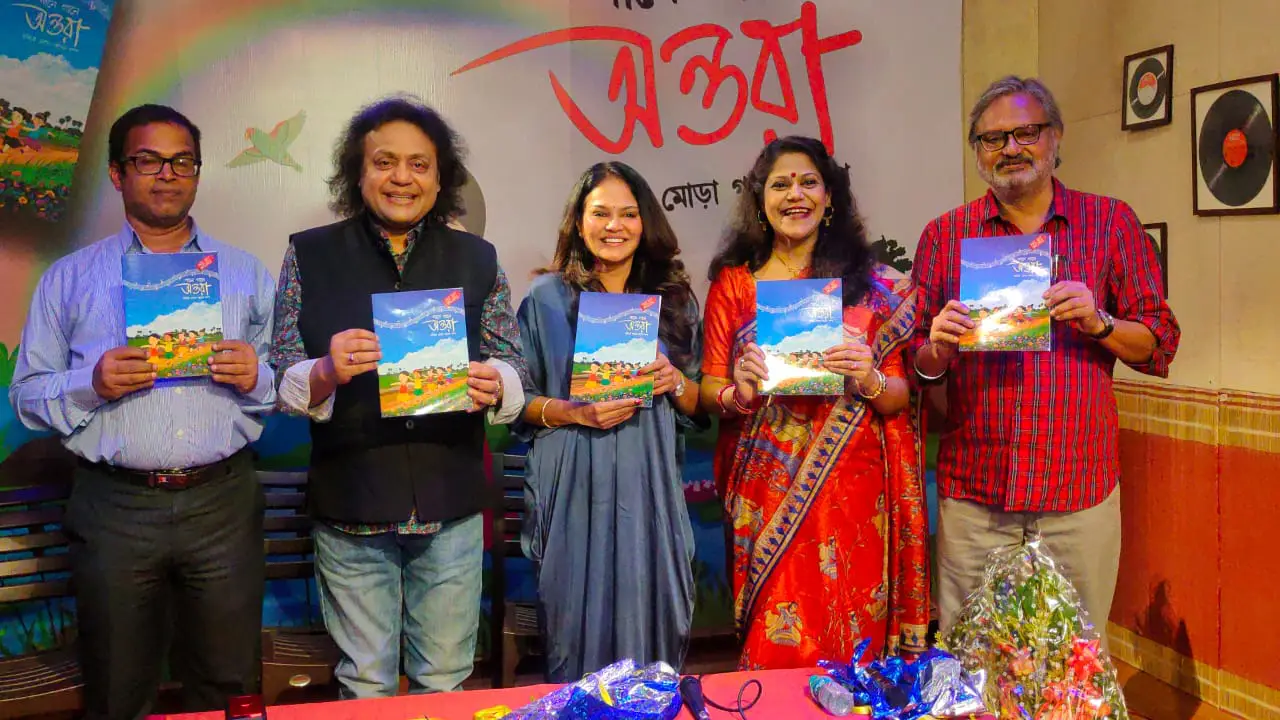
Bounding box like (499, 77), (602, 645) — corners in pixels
(772, 251), (809, 278)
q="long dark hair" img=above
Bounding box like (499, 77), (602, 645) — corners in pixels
(543, 162), (697, 368)
(327, 95), (467, 224)
(708, 136), (875, 306)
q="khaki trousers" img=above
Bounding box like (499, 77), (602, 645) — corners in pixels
(935, 486), (1121, 650)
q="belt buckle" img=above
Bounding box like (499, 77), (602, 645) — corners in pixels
(149, 471), (190, 489)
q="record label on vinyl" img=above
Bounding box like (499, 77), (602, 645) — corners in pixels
(1128, 57), (1168, 119)
(1198, 89), (1275, 206)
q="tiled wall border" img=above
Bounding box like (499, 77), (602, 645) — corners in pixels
(1112, 381), (1280, 719)
(1115, 380), (1280, 454)
(1109, 622), (1280, 720)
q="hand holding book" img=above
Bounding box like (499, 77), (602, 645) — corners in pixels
(821, 335), (875, 388)
(208, 340), (260, 394)
(326, 328), (382, 384)
(1043, 281), (1104, 335)
(563, 397), (642, 430)
(92, 346), (157, 401)
(640, 352), (682, 396)
(924, 300), (977, 371)
(465, 361), (503, 412)
(731, 343), (768, 406)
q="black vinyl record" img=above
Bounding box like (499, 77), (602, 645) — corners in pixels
(1128, 57), (1167, 119)
(1198, 89), (1275, 207)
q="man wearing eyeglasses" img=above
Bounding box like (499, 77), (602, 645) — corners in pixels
(912, 76), (1180, 641)
(9, 104), (276, 719)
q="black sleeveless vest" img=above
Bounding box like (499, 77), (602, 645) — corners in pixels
(293, 215), (495, 524)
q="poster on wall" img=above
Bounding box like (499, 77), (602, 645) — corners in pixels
(0, 0), (113, 223)
(1121, 44), (1173, 132)
(1190, 73), (1279, 216)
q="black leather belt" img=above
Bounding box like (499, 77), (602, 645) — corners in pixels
(79, 449), (246, 490)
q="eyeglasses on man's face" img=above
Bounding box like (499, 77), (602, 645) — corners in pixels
(123, 153), (202, 177)
(972, 123), (1053, 152)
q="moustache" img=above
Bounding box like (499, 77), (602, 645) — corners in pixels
(997, 156), (1034, 170)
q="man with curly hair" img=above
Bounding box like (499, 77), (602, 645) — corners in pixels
(269, 96), (529, 697)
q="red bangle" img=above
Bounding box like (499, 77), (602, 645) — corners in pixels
(731, 387), (753, 414)
(716, 385), (733, 415)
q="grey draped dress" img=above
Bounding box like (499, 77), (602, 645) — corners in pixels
(514, 273), (698, 683)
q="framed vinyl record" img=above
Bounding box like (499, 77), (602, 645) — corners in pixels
(1123, 45), (1174, 131)
(1191, 74), (1280, 216)
(1142, 222), (1169, 299)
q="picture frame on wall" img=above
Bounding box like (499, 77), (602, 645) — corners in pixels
(1190, 74), (1280, 216)
(1142, 222), (1169, 299)
(1122, 44), (1174, 131)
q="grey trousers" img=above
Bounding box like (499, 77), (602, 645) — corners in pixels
(935, 486), (1122, 650)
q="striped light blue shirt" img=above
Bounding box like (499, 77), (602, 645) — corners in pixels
(9, 222), (277, 470)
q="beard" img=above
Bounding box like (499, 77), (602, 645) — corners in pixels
(977, 149), (1056, 196)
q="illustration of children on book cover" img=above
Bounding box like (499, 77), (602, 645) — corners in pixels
(756, 278), (844, 395)
(0, 0), (114, 222)
(123, 252), (222, 378)
(570, 292), (661, 407)
(958, 233), (1053, 351)
(373, 288), (470, 417)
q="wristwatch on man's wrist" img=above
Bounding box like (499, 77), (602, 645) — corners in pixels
(1088, 309), (1115, 340)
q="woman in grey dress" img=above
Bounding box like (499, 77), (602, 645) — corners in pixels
(514, 161), (703, 682)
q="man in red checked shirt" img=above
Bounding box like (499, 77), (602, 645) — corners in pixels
(913, 76), (1180, 641)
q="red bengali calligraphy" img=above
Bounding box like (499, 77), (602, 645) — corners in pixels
(452, 2), (862, 155)
(795, 1), (864, 154)
(741, 1), (862, 153)
(451, 27), (662, 154)
(738, 16), (800, 144)
(659, 24), (748, 146)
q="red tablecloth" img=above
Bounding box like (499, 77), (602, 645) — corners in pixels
(150, 667), (835, 719)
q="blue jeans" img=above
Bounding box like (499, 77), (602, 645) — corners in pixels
(313, 513), (483, 698)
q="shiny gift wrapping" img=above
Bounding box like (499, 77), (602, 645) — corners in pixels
(817, 639), (988, 719)
(939, 533), (1130, 719)
(501, 660), (682, 720)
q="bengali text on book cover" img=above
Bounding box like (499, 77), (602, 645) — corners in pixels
(958, 233), (1053, 352)
(122, 252), (222, 379)
(372, 288), (471, 417)
(755, 278), (844, 395)
(570, 291), (661, 407)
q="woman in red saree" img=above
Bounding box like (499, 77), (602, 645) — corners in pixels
(699, 136), (930, 669)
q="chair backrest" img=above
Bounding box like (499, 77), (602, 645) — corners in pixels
(490, 452), (526, 559)
(258, 471), (313, 581)
(0, 479), (72, 607)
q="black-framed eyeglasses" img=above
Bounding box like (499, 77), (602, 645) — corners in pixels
(122, 154), (202, 177)
(972, 123), (1053, 152)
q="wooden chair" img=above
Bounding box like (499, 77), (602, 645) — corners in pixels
(257, 471), (340, 706)
(0, 477), (82, 718)
(489, 451), (542, 688)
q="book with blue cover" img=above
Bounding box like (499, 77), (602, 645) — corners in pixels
(372, 288), (471, 417)
(570, 291), (661, 407)
(755, 278), (844, 395)
(958, 233), (1053, 351)
(122, 252), (223, 378)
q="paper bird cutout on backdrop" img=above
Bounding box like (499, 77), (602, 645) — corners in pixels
(227, 110), (306, 171)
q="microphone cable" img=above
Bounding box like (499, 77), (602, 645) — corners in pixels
(687, 674), (763, 719)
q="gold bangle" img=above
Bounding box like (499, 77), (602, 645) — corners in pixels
(539, 397), (559, 428)
(857, 368), (887, 400)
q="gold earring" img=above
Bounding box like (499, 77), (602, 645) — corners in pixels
(823, 207), (833, 227)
